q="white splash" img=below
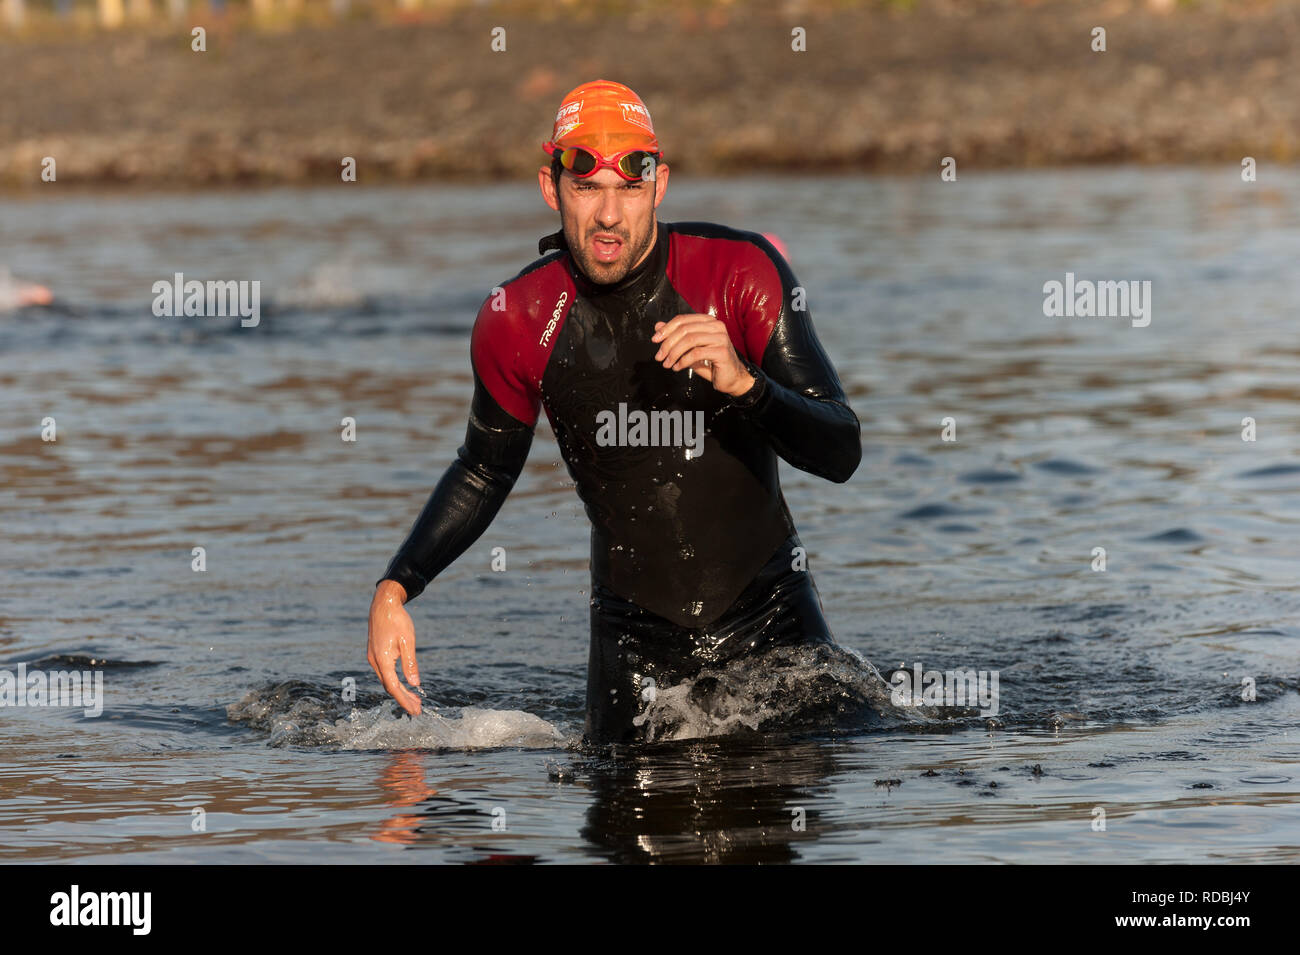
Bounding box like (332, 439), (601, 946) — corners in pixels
(630, 643), (922, 743)
(227, 684), (569, 751)
(327, 705), (567, 751)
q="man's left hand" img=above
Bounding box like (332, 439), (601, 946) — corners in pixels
(652, 313), (756, 398)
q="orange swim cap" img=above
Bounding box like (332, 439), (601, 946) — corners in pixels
(545, 80), (660, 157)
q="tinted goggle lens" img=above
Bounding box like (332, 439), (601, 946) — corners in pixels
(558, 147), (598, 175)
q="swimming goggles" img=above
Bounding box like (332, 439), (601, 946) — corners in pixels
(543, 142), (662, 182)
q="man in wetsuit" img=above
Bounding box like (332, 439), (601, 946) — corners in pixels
(368, 80), (862, 744)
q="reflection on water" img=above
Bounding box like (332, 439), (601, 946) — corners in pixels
(0, 169), (1297, 862)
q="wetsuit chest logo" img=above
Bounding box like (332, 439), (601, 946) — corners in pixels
(540, 291), (569, 346)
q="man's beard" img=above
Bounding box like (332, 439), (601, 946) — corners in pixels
(564, 215), (656, 285)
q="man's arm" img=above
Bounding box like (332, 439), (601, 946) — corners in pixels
(727, 237), (862, 483)
(377, 373), (534, 601)
(370, 278), (549, 715)
(368, 372), (532, 716)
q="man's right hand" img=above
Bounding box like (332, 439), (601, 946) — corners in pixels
(368, 580), (423, 716)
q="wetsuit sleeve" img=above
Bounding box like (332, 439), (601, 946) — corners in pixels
(728, 238), (862, 483)
(377, 373), (534, 601)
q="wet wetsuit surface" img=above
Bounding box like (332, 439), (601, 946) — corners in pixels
(381, 220), (861, 742)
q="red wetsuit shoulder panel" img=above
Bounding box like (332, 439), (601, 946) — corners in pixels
(470, 254), (576, 427)
(665, 225), (785, 366)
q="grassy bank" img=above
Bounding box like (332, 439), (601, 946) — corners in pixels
(3, 0), (1300, 190)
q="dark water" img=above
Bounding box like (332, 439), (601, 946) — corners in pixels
(1, 170), (1298, 862)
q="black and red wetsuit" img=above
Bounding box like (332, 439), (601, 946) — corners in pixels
(380, 220), (862, 743)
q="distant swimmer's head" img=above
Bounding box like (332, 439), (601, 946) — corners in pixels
(21, 284), (53, 307)
(0, 268), (52, 311)
(537, 80), (669, 286)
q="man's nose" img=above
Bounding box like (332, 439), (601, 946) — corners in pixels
(595, 190), (622, 228)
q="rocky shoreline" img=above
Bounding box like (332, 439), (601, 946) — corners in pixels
(3, 0), (1300, 191)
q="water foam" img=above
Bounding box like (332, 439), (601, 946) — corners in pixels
(630, 643), (927, 743)
(226, 681), (569, 751)
(227, 643), (928, 751)
(326, 705), (566, 751)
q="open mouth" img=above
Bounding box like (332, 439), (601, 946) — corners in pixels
(591, 234), (624, 262)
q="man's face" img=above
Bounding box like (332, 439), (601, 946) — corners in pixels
(539, 161), (670, 285)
